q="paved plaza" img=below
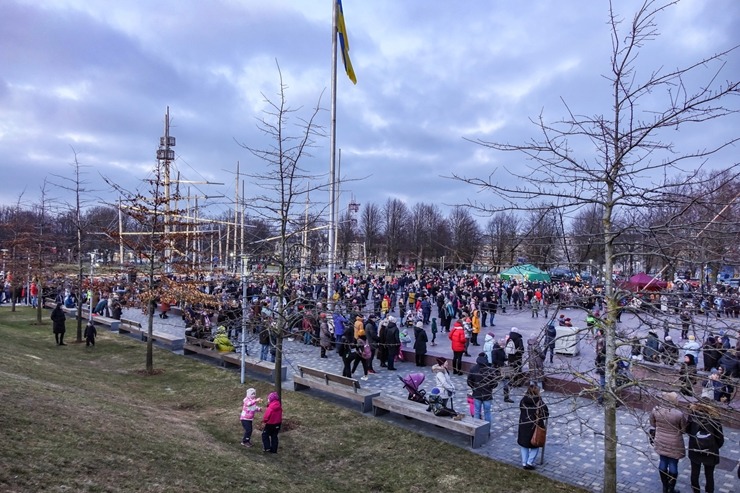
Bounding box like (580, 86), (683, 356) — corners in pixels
(117, 304), (740, 493)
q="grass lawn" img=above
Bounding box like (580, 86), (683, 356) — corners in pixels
(0, 307), (584, 492)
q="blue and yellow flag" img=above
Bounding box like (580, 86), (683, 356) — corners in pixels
(336, 0), (357, 84)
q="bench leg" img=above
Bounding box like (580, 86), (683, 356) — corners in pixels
(373, 406), (389, 417)
(471, 422), (490, 449)
(360, 397), (373, 414)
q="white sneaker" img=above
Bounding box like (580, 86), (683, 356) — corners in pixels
(361, 376), (369, 381)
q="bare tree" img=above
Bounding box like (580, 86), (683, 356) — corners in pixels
(484, 211), (519, 273)
(446, 205), (481, 268)
(382, 198), (409, 271)
(360, 202), (383, 263)
(451, 2), (740, 491)
(238, 67), (326, 397)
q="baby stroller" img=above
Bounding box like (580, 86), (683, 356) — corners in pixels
(399, 372), (429, 404)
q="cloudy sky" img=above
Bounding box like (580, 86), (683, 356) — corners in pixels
(1, 0), (738, 222)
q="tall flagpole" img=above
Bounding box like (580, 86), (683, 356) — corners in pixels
(327, 0), (338, 306)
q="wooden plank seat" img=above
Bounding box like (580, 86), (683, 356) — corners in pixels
(118, 319), (184, 351)
(183, 337), (287, 381)
(222, 353), (287, 382)
(292, 365), (380, 413)
(372, 394), (490, 449)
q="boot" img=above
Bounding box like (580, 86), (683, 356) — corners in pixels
(667, 473), (680, 493)
(659, 470), (669, 493)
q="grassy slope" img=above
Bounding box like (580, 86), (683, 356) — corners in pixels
(0, 307), (582, 493)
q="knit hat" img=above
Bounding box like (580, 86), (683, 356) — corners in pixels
(435, 357), (447, 366)
(431, 387), (441, 395)
(510, 327), (519, 333)
(246, 388), (256, 398)
(268, 391), (280, 402)
(416, 321), (423, 328)
(661, 391), (678, 404)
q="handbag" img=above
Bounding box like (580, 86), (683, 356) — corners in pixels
(531, 423), (547, 447)
(530, 407), (547, 447)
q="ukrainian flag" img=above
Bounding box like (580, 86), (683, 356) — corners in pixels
(336, 0), (357, 84)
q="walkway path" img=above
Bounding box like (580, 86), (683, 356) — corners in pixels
(120, 304), (740, 493)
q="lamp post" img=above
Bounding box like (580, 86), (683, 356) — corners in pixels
(240, 255), (249, 384)
(89, 251), (96, 321)
(1, 248), (7, 274)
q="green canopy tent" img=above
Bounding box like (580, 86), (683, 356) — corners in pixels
(499, 264), (551, 282)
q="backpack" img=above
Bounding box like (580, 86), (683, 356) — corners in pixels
(505, 339), (517, 355)
(362, 342), (371, 360)
(694, 428), (715, 452)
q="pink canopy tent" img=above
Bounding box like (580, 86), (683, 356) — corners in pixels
(621, 272), (667, 291)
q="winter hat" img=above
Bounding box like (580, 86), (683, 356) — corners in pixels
(246, 388), (257, 399)
(435, 357), (447, 366)
(661, 391), (678, 404)
(665, 335), (672, 341)
(267, 391), (280, 403)
(416, 321), (424, 328)
(688, 335), (695, 340)
(431, 387), (441, 395)
(510, 327), (519, 333)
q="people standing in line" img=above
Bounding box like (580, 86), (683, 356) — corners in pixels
(50, 303), (67, 346)
(261, 392), (282, 454)
(413, 321), (428, 367)
(430, 317), (438, 346)
(449, 318), (467, 375)
(517, 384), (549, 470)
(686, 402), (724, 493)
(432, 357), (456, 411)
(239, 388), (262, 448)
(467, 352), (497, 423)
(84, 320), (97, 347)
(384, 316), (401, 371)
(650, 391), (687, 493)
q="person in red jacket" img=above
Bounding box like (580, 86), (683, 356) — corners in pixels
(449, 318), (467, 375)
(261, 392), (283, 453)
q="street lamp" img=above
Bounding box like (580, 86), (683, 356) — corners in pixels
(240, 255), (250, 384)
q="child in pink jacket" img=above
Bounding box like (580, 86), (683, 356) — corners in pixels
(240, 388), (262, 447)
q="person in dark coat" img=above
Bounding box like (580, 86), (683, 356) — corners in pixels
(50, 303), (67, 346)
(517, 384), (549, 470)
(544, 323), (557, 364)
(661, 336), (680, 366)
(680, 354), (698, 396)
(526, 337), (545, 389)
(364, 315), (379, 373)
(491, 339), (513, 403)
(384, 317), (401, 371)
(467, 353), (497, 422)
(84, 320), (97, 347)
(337, 334), (354, 378)
(413, 321), (428, 366)
(506, 327), (525, 386)
(702, 336), (722, 371)
(686, 402), (724, 493)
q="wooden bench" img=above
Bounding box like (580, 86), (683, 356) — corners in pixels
(222, 353), (288, 382)
(372, 394), (491, 448)
(292, 365), (380, 413)
(118, 319), (185, 351)
(89, 314), (120, 331)
(183, 337), (287, 381)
